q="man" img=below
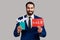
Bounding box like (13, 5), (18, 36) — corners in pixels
(14, 1), (46, 40)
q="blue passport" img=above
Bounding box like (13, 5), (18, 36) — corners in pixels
(19, 21), (25, 30)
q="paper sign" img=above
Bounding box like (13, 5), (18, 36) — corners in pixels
(32, 18), (44, 27)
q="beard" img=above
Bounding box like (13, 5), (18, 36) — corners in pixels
(27, 11), (34, 16)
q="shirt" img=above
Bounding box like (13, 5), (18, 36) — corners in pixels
(16, 14), (34, 28)
(26, 14), (34, 28)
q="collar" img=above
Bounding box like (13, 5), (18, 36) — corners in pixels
(27, 14), (34, 19)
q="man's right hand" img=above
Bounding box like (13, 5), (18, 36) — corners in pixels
(17, 26), (22, 33)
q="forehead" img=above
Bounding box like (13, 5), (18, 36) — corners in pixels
(27, 4), (34, 7)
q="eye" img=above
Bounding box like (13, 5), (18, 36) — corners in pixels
(31, 7), (34, 9)
(27, 7), (30, 9)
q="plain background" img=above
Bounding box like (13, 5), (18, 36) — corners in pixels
(0, 0), (60, 40)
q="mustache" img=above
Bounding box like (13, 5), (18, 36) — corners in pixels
(28, 11), (33, 12)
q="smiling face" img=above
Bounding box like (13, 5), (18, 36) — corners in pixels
(26, 4), (35, 16)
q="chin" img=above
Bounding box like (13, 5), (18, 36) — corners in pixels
(27, 12), (33, 15)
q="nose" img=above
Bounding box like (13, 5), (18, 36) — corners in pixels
(29, 8), (31, 11)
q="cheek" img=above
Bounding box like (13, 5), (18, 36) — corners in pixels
(31, 9), (34, 11)
(26, 8), (34, 11)
(26, 9), (30, 11)
(31, 8), (34, 11)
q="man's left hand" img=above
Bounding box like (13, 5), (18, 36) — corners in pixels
(37, 26), (42, 33)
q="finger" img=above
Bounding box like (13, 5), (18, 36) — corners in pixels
(37, 26), (41, 29)
(17, 26), (21, 30)
(17, 26), (22, 32)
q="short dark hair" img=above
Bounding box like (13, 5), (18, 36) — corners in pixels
(26, 1), (35, 7)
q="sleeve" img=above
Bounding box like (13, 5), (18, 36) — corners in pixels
(38, 26), (46, 37)
(13, 22), (20, 37)
(38, 18), (46, 37)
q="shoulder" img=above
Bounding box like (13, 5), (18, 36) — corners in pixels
(16, 15), (27, 22)
(17, 14), (27, 20)
(18, 16), (23, 20)
(34, 15), (43, 19)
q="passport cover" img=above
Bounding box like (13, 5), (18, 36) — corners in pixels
(19, 21), (25, 30)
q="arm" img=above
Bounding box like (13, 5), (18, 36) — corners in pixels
(38, 18), (46, 37)
(38, 26), (46, 37)
(13, 22), (21, 37)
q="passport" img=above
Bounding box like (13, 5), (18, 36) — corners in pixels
(19, 21), (25, 30)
